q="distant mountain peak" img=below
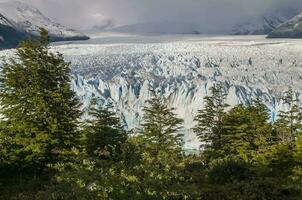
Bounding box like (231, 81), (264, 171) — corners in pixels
(231, 7), (300, 35)
(0, 0), (89, 49)
(268, 12), (302, 38)
(0, 13), (13, 27)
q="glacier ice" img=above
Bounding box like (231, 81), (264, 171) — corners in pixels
(1, 34), (302, 150)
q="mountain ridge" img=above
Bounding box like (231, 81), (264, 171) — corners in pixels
(231, 7), (300, 35)
(268, 12), (302, 38)
(0, 0), (89, 49)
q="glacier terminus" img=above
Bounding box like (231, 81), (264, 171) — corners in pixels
(1, 33), (302, 150)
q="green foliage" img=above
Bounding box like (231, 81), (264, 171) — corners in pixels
(41, 90), (190, 200)
(0, 29), (81, 171)
(2, 31), (302, 199)
(116, 136), (190, 200)
(140, 89), (184, 153)
(84, 100), (127, 161)
(221, 104), (273, 162)
(193, 84), (229, 160)
(0, 29), (82, 199)
(38, 28), (50, 46)
(275, 88), (302, 145)
(193, 87), (302, 199)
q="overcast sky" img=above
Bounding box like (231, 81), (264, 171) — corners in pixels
(16, 0), (302, 30)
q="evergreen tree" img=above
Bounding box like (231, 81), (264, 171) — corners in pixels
(204, 102), (269, 185)
(275, 88), (302, 145)
(140, 89), (184, 153)
(84, 99), (127, 160)
(221, 101), (272, 162)
(119, 89), (188, 199)
(193, 84), (229, 158)
(0, 29), (81, 171)
(203, 97), (294, 199)
(290, 136), (302, 194)
(44, 91), (188, 200)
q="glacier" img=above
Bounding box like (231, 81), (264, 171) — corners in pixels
(1, 34), (302, 150)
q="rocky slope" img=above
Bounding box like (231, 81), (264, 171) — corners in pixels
(0, 1), (89, 49)
(231, 8), (300, 35)
(268, 12), (302, 38)
(0, 14), (26, 49)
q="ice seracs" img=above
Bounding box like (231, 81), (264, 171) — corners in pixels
(1, 35), (302, 149)
(56, 36), (302, 149)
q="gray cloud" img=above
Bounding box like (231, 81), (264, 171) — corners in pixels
(18, 0), (302, 31)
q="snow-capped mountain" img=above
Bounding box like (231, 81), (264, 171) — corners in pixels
(231, 8), (300, 35)
(0, 0), (89, 49)
(0, 13), (26, 49)
(268, 12), (302, 38)
(0, 13), (13, 27)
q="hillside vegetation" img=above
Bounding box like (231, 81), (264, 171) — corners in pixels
(1, 30), (302, 200)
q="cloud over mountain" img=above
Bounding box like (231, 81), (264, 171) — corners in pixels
(5, 0), (302, 32)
